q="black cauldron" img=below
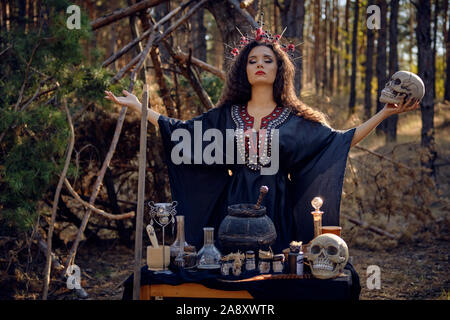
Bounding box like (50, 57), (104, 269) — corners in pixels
(218, 203), (277, 254)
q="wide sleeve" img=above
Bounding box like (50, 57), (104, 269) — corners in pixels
(287, 119), (356, 244)
(157, 109), (230, 249)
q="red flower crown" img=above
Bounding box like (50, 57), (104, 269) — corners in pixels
(226, 11), (301, 61)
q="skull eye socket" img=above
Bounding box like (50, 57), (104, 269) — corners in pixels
(327, 246), (338, 255)
(311, 245), (321, 254)
(393, 78), (401, 85)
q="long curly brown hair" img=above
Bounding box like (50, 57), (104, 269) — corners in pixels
(216, 40), (329, 126)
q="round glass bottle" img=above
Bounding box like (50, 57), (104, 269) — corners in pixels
(197, 227), (222, 269)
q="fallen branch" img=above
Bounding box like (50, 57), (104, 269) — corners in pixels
(63, 178), (135, 220)
(175, 49), (226, 81)
(0, 44), (12, 57)
(353, 145), (431, 173)
(91, 0), (168, 30)
(341, 213), (397, 239)
(163, 41), (214, 111)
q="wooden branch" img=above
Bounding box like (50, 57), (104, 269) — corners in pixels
(154, 0), (209, 42)
(163, 40), (215, 111)
(43, 99), (75, 300)
(133, 85), (149, 300)
(341, 213), (397, 239)
(20, 82), (59, 111)
(111, 26), (155, 84)
(129, 29), (156, 83)
(63, 178), (135, 220)
(102, 0), (194, 68)
(111, 53), (141, 83)
(0, 44), (12, 57)
(175, 49), (226, 81)
(90, 0), (168, 30)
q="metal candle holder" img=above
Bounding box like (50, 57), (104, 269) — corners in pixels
(147, 201), (178, 273)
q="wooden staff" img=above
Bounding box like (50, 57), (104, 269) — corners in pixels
(133, 85), (149, 300)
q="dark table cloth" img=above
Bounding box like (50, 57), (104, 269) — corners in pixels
(122, 262), (361, 300)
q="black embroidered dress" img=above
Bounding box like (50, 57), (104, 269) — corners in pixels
(157, 103), (355, 252)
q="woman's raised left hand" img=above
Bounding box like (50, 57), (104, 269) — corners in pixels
(382, 96), (421, 116)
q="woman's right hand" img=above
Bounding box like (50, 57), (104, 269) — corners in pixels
(104, 90), (142, 114)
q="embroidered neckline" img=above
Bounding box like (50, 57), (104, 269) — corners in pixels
(239, 104), (284, 132)
(231, 104), (291, 171)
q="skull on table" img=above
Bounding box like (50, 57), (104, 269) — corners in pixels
(307, 234), (349, 279)
(379, 71), (425, 105)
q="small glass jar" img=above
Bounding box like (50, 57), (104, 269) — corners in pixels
(272, 254), (285, 273)
(258, 258), (271, 274)
(220, 257), (232, 276)
(245, 251), (256, 271)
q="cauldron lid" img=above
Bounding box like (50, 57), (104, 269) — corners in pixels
(227, 203), (266, 217)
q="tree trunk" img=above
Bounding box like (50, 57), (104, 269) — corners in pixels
(335, 0), (340, 93)
(1, 0), (7, 30)
(205, 0), (259, 72)
(344, 0), (350, 85)
(431, 0), (438, 100)
(329, 0), (336, 95)
(364, 0), (375, 121)
(322, 0), (329, 96)
(190, 7), (207, 63)
(375, 0), (387, 135)
(280, 0), (305, 96)
(313, 0), (321, 94)
(444, 0), (450, 102)
(349, 0), (359, 115)
(416, 0), (437, 175)
(386, 0), (399, 142)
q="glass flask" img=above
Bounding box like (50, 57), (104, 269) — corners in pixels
(197, 227), (222, 269)
(170, 216), (189, 267)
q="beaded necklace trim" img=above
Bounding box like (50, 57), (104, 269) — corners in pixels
(231, 104), (291, 171)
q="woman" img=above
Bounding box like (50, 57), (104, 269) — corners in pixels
(105, 40), (419, 252)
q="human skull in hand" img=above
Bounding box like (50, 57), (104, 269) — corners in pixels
(379, 71), (425, 105)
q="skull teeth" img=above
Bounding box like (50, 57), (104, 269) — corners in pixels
(312, 259), (335, 271)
